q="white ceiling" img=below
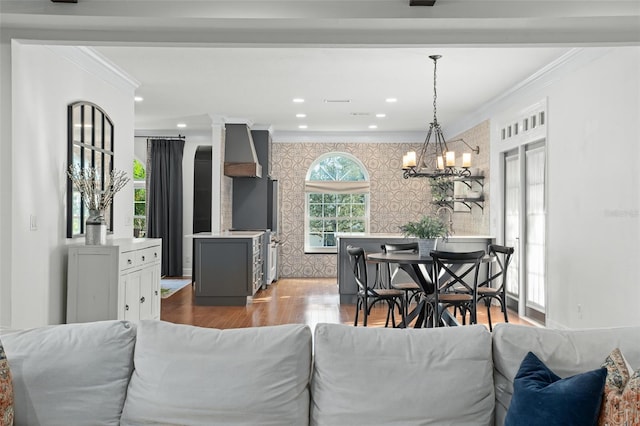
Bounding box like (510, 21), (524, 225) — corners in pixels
(94, 46), (571, 133)
(3, 0), (636, 135)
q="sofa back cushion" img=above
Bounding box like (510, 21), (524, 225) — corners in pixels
(492, 323), (640, 426)
(1, 320), (136, 426)
(311, 323), (494, 426)
(120, 321), (312, 426)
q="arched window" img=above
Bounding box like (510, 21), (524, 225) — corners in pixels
(305, 152), (370, 253)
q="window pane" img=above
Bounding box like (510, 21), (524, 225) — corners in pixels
(351, 220), (365, 232)
(336, 194), (351, 203)
(104, 121), (112, 152)
(309, 204), (323, 217)
(352, 204), (365, 217)
(309, 220), (323, 232)
(323, 194), (336, 203)
(134, 203), (146, 216)
(309, 193), (322, 203)
(134, 188), (146, 202)
(337, 219), (352, 232)
(94, 113), (102, 149)
(323, 233), (336, 247)
(323, 203), (336, 217)
(337, 205), (351, 217)
(323, 220), (336, 232)
(353, 194), (365, 203)
(309, 233), (323, 247)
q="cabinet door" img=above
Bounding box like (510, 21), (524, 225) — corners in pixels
(138, 267), (154, 320)
(150, 262), (162, 319)
(123, 271), (141, 321)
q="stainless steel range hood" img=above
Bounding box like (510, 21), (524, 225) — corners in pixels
(224, 123), (262, 178)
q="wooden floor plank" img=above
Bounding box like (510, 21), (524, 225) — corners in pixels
(161, 277), (532, 330)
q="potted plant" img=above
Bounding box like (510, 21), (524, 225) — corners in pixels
(399, 215), (449, 257)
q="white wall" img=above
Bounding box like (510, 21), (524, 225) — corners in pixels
(134, 129), (213, 277)
(0, 39), (12, 328)
(9, 42), (137, 329)
(490, 47), (640, 328)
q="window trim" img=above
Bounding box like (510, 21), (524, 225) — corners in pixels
(304, 152), (370, 254)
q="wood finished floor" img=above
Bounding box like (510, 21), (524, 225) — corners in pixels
(161, 277), (532, 330)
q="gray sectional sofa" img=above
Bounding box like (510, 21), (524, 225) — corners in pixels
(2, 320), (639, 425)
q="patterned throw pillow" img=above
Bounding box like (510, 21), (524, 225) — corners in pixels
(0, 340), (14, 426)
(599, 348), (640, 426)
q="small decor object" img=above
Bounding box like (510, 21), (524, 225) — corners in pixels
(0, 340), (14, 426)
(505, 351), (607, 426)
(399, 215), (448, 257)
(67, 165), (129, 245)
(598, 348), (640, 425)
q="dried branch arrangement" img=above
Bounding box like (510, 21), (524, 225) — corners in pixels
(67, 164), (130, 212)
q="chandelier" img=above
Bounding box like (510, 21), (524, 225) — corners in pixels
(402, 55), (479, 179)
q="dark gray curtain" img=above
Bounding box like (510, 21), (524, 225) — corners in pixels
(147, 139), (185, 276)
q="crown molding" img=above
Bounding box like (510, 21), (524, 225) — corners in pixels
(446, 47), (614, 138)
(32, 43), (140, 93)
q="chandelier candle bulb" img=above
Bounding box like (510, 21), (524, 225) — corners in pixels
(437, 156), (444, 170)
(462, 153), (472, 168)
(402, 154), (409, 169)
(445, 151), (455, 167)
(406, 151), (417, 168)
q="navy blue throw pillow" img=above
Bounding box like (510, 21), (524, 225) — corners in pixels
(505, 351), (607, 426)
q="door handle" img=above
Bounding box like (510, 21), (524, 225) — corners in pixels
(140, 296), (145, 304)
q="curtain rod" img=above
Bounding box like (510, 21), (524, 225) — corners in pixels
(135, 134), (186, 140)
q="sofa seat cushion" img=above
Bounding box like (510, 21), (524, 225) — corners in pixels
(1, 320), (136, 426)
(492, 324), (640, 426)
(311, 323), (494, 426)
(120, 321), (312, 426)
(505, 352), (606, 426)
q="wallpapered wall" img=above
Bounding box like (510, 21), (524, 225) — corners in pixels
(268, 120), (490, 278)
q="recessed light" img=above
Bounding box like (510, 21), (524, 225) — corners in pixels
(368, 125), (378, 129)
(376, 113), (386, 118)
(293, 98), (305, 103)
(296, 113), (307, 118)
(74, 124), (93, 128)
(134, 96), (144, 102)
(385, 98), (398, 103)
(177, 123), (187, 128)
(298, 124), (308, 129)
(324, 99), (351, 103)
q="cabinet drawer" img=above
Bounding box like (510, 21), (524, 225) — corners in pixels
(120, 250), (137, 271)
(138, 246), (161, 266)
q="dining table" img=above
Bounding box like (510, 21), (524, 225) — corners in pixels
(366, 251), (494, 328)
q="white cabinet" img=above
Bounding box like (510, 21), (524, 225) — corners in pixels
(67, 238), (162, 323)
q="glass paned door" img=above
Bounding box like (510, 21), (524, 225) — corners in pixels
(504, 152), (520, 302)
(502, 142), (546, 324)
(525, 145), (546, 319)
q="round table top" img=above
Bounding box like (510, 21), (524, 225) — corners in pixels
(367, 252), (493, 264)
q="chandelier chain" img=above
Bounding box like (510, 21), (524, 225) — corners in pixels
(433, 56), (438, 124)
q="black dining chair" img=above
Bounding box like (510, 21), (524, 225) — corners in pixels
(477, 244), (514, 331)
(381, 242), (423, 318)
(428, 250), (485, 327)
(346, 245), (405, 327)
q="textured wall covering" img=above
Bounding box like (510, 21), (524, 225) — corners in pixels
(448, 120), (490, 236)
(269, 120), (490, 278)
